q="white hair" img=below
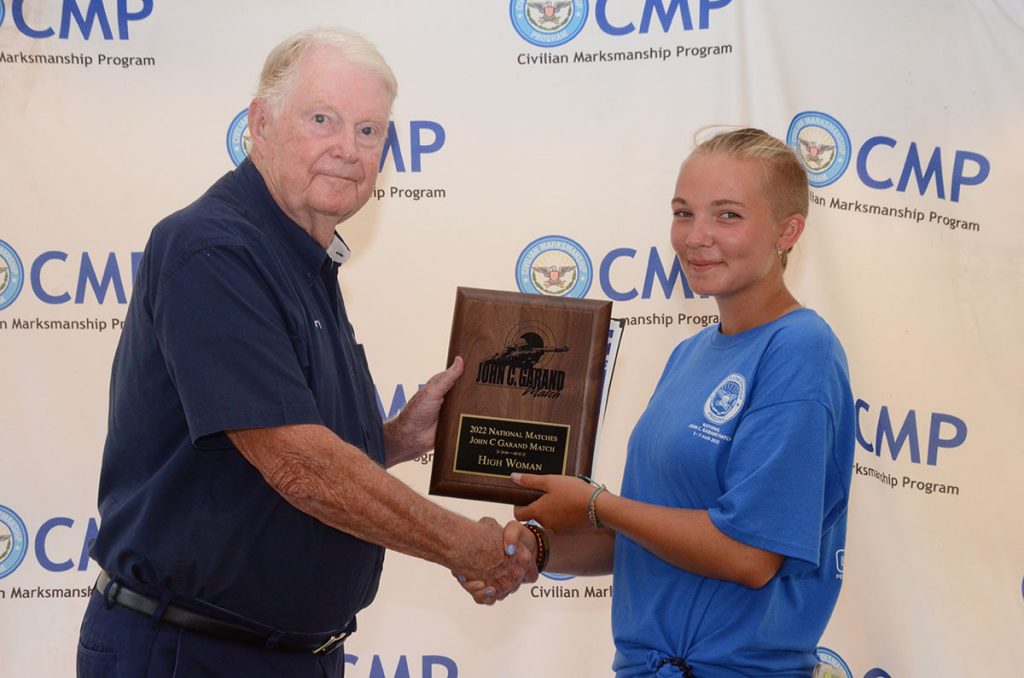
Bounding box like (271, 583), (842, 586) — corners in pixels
(254, 27), (398, 114)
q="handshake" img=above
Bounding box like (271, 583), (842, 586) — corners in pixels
(392, 357), (609, 605)
(446, 471), (604, 605)
(449, 518), (542, 606)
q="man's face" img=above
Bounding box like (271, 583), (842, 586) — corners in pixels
(250, 47), (390, 239)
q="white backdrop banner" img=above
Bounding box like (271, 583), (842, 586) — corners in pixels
(1, 1), (1022, 676)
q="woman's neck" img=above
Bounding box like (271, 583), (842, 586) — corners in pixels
(717, 286), (802, 335)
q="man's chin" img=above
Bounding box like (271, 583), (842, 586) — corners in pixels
(313, 187), (358, 208)
(312, 196), (370, 224)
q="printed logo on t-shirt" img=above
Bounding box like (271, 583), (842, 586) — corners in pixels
(703, 373), (745, 425)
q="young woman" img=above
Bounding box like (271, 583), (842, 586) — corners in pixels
(474, 128), (856, 677)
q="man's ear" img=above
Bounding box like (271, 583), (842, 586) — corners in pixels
(247, 99), (269, 155)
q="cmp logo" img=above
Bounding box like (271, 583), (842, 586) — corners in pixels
(814, 647), (853, 678)
(226, 109), (251, 167)
(516, 235), (593, 298)
(510, 0), (589, 48)
(787, 111), (852, 188)
(1, 0), (153, 40)
(704, 373), (745, 425)
(0, 505), (28, 579)
(0, 239), (25, 311)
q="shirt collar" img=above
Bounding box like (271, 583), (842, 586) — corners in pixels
(326, 234), (352, 266)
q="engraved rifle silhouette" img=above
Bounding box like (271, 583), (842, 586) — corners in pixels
(487, 331), (568, 369)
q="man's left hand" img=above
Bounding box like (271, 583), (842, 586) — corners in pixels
(383, 356), (464, 466)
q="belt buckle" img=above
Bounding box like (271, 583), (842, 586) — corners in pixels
(313, 631), (349, 655)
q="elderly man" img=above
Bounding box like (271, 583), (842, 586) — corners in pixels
(77, 28), (533, 677)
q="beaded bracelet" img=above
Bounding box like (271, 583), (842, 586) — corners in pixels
(578, 474), (607, 529)
(521, 522), (549, 572)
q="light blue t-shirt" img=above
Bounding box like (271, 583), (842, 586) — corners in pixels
(611, 309), (855, 677)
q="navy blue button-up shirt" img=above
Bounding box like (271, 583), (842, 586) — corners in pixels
(92, 158), (386, 634)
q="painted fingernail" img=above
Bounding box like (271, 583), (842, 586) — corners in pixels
(457, 575), (466, 583)
(506, 544), (517, 556)
(484, 588), (495, 597)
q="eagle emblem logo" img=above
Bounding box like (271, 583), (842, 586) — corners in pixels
(704, 373), (746, 425)
(798, 136), (836, 171)
(532, 263), (578, 294)
(787, 111), (851, 188)
(526, 1), (573, 30)
(510, 0), (588, 48)
(530, 255), (578, 295)
(516, 235), (593, 298)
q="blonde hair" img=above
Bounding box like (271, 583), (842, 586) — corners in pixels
(690, 127), (809, 267)
(255, 27), (398, 115)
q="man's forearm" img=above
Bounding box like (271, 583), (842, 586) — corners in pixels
(231, 424), (463, 564)
(227, 423), (533, 591)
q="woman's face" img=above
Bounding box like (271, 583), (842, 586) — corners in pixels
(670, 152), (789, 303)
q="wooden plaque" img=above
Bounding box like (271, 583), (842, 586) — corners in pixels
(430, 287), (612, 505)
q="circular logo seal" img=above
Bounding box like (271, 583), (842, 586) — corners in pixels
(516, 235), (593, 298)
(787, 111), (852, 187)
(0, 2), (7, 29)
(226, 109), (251, 166)
(0, 505), (28, 579)
(0, 239), (25, 311)
(510, 0), (589, 48)
(814, 647), (853, 678)
(703, 373), (745, 425)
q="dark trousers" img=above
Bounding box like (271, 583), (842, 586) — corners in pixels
(77, 589), (347, 678)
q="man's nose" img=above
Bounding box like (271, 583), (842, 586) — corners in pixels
(330, 132), (359, 161)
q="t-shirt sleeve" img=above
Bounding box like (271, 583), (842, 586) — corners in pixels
(151, 243), (322, 447)
(707, 400), (833, 572)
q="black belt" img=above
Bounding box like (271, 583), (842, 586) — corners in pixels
(95, 570), (350, 655)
